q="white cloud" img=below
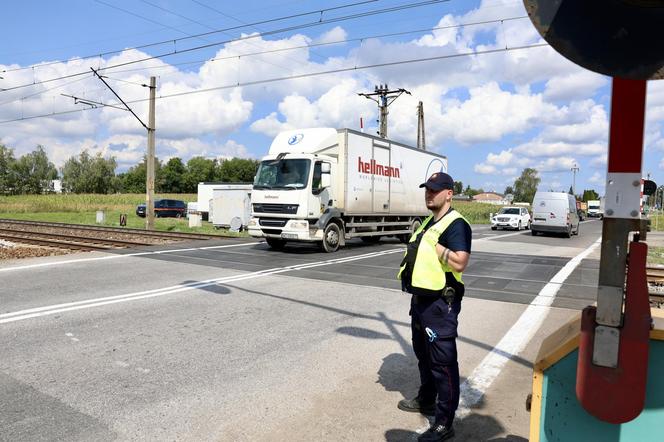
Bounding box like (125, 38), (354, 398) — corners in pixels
(435, 82), (560, 143)
(544, 71), (608, 102)
(588, 172), (603, 184)
(474, 148), (529, 175)
(474, 163), (497, 174)
(250, 78), (376, 137)
(590, 154), (607, 168)
(513, 140), (604, 157)
(314, 26), (348, 45)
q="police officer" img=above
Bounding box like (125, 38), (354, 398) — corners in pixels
(397, 172), (472, 442)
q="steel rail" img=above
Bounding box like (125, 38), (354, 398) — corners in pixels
(0, 219), (226, 240)
(0, 228), (152, 247)
(0, 233), (109, 251)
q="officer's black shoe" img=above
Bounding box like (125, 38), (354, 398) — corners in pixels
(418, 423), (454, 441)
(397, 397), (435, 416)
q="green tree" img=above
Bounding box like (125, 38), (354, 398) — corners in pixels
(464, 185), (484, 198)
(61, 149), (118, 193)
(118, 156), (162, 193)
(12, 145), (58, 194)
(453, 180), (463, 194)
(504, 185), (514, 196)
(161, 157), (186, 193)
(513, 168), (540, 203)
(582, 189), (600, 201)
(183, 156), (217, 192)
(216, 158), (259, 182)
(0, 143), (17, 194)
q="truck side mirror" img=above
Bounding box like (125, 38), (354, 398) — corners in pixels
(321, 163), (331, 173)
(321, 174), (331, 189)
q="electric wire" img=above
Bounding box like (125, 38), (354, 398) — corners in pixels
(0, 15), (528, 107)
(0, 42), (549, 125)
(0, 0), (382, 74)
(94, 0), (212, 45)
(0, 0), (450, 93)
(189, 0), (331, 63)
(136, 0), (305, 78)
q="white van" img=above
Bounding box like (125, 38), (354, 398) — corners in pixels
(531, 191), (580, 237)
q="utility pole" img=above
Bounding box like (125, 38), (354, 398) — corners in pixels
(571, 163), (579, 196)
(146, 76), (156, 230)
(83, 68), (156, 230)
(358, 84), (410, 138)
(416, 101), (426, 150)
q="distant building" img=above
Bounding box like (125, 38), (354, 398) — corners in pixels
(47, 179), (63, 193)
(452, 194), (472, 201)
(473, 192), (508, 205)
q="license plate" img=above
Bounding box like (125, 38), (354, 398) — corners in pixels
(281, 233), (298, 239)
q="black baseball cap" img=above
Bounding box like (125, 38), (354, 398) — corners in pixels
(419, 172), (454, 191)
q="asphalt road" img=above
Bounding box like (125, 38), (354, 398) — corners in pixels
(0, 219), (604, 441)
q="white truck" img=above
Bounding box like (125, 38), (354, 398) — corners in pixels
(247, 128), (448, 252)
(587, 199), (604, 218)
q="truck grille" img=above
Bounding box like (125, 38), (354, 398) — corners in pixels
(259, 218), (288, 228)
(253, 203), (298, 214)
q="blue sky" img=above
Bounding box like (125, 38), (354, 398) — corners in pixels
(1, 0), (663, 195)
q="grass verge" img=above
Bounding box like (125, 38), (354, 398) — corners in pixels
(649, 246), (664, 266)
(0, 194), (246, 237)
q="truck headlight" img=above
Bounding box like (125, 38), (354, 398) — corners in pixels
(290, 221), (309, 229)
(248, 219), (257, 227)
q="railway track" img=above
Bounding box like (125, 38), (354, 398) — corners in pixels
(647, 265), (664, 305)
(0, 233), (112, 251)
(647, 265), (664, 283)
(0, 228), (151, 249)
(0, 219), (225, 241)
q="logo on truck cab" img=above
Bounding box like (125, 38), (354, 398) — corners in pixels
(288, 133), (304, 145)
(358, 157), (400, 178)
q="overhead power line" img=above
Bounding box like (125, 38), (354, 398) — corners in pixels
(0, 16), (529, 107)
(0, 0), (381, 75)
(0, 0), (449, 93)
(0, 42), (549, 125)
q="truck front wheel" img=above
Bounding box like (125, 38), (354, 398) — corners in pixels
(321, 223), (341, 253)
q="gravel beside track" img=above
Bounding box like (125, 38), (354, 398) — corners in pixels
(0, 219), (227, 240)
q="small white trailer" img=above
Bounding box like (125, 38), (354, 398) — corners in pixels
(209, 184), (253, 230)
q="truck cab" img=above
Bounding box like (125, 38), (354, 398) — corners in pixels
(249, 152), (336, 250)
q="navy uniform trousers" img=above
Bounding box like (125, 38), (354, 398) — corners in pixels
(410, 293), (461, 427)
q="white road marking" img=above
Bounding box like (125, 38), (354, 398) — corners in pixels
(0, 241), (258, 273)
(455, 236), (601, 417)
(0, 248), (403, 325)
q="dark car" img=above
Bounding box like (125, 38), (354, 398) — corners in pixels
(136, 199), (187, 218)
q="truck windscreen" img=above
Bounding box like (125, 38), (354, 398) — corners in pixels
(253, 159), (310, 190)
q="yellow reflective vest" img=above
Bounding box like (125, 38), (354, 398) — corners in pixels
(397, 210), (469, 291)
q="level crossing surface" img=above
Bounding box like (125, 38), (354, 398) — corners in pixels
(0, 220), (603, 441)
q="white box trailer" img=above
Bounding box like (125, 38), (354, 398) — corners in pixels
(197, 182), (252, 221)
(247, 128), (448, 251)
(210, 185), (253, 230)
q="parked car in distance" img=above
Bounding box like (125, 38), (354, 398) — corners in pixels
(491, 206), (531, 231)
(531, 191), (580, 238)
(136, 199), (187, 218)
